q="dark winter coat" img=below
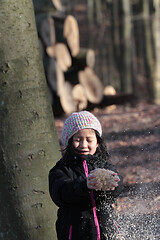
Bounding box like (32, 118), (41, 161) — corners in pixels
(49, 151), (123, 240)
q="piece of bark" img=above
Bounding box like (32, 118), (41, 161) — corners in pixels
(37, 14), (65, 47)
(46, 44), (56, 57)
(72, 84), (88, 111)
(52, 14), (67, 43)
(47, 58), (65, 96)
(78, 67), (103, 104)
(32, 0), (58, 14)
(38, 16), (56, 47)
(47, 58), (57, 92)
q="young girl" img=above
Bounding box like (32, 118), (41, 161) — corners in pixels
(49, 111), (123, 240)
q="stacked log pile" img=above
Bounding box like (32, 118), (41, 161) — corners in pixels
(33, 0), (104, 115)
(33, 0), (135, 115)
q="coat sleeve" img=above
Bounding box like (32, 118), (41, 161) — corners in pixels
(49, 164), (90, 207)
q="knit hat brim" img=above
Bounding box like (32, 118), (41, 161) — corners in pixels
(61, 111), (102, 146)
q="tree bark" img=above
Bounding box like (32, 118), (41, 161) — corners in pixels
(121, 0), (133, 93)
(142, 0), (155, 100)
(0, 0), (61, 239)
(153, 0), (160, 103)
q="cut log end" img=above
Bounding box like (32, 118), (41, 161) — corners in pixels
(103, 86), (117, 110)
(86, 49), (95, 69)
(46, 45), (56, 57)
(79, 67), (103, 104)
(52, 0), (64, 11)
(72, 84), (87, 111)
(59, 81), (77, 115)
(103, 85), (116, 95)
(63, 15), (80, 57)
(55, 43), (72, 71)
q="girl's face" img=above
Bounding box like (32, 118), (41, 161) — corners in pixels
(72, 129), (98, 155)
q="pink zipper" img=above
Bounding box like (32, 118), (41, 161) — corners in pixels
(83, 159), (101, 240)
(69, 225), (72, 240)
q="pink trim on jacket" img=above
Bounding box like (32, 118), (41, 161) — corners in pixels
(83, 159), (101, 240)
(69, 225), (72, 240)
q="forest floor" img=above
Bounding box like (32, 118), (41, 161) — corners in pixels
(54, 102), (160, 240)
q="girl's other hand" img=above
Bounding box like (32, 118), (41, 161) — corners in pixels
(87, 174), (102, 190)
(87, 168), (120, 191)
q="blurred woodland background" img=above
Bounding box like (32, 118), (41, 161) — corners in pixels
(33, 0), (160, 115)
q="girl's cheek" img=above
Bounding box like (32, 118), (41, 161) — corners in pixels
(73, 141), (78, 148)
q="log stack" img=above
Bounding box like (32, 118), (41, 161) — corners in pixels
(33, 0), (104, 115)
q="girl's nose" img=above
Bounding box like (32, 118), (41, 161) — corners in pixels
(80, 139), (87, 148)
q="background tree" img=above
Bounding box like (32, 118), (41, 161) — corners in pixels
(153, 0), (160, 103)
(0, 0), (61, 239)
(121, 0), (132, 93)
(142, 0), (155, 99)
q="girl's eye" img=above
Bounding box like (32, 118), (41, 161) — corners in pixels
(74, 138), (80, 142)
(87, 139), (93, 143)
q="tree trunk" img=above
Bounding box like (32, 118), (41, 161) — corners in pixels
(153, 0), (160, 103)
(0, 0), (61, 239)
(142, 0), (155, 100)
(121, 0), (133, 93)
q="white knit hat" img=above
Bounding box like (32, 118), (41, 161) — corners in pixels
(61, 111), (102, 146)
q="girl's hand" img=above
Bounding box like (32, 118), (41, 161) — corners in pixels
(87, 174), (102, 191)
(88, 168), (120, 191)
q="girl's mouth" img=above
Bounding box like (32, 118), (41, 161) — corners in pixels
(79, 151), (89, 155)
(74, 149), (89, 155)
